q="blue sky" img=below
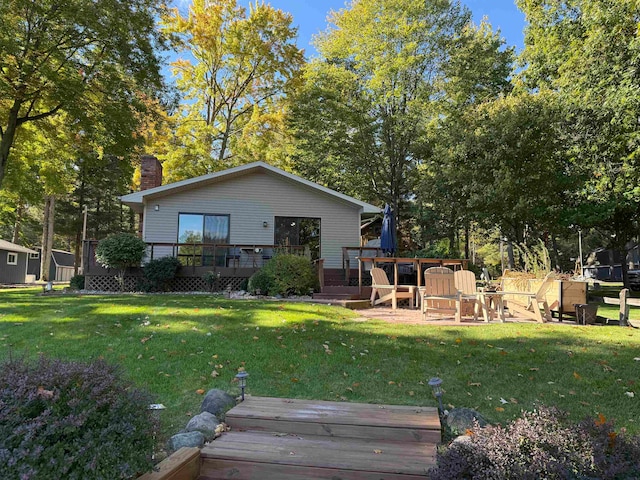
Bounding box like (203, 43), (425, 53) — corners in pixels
(236, 0), (527, 55)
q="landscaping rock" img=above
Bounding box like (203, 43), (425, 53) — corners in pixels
(168, 431), (204, 451)
(185, 411), (219, 440)
(446, 407), (489, 436)
(200, 389), (236, 418)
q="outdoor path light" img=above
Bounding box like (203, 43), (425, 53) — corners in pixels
(149, 403), (166, 460)
(235, 371), (249, 401)
(428, 377), (444, 415)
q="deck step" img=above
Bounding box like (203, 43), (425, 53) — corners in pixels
(199, 397), (439, 479)
(199, 431), (435, 479)
(313, 293), (361, 300)
(225, 397), (440, 443)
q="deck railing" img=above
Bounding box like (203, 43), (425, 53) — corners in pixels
(83, 240), (306, 274)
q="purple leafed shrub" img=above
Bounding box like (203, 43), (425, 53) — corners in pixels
(431, 406), (640, 479)
(0, 356), (157, 480)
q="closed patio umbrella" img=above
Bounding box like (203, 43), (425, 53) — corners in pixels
(380, 204), (396, 256)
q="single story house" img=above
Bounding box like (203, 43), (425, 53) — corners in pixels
(27, 248), (76, 282)
(84, 158), (380, 291)
(0, 239), (38, 284)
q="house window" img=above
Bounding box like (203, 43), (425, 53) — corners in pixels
(274, 217), (321, 260)
(29, 252), (40, 259)
(7, 252), (18, 265)
(177, 213), (230, 266)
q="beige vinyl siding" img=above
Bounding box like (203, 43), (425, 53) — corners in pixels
(142, 171), (362, 269)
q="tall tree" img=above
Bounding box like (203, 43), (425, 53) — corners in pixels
(289, 0), (470, 244)
(417, 20), (514, 256)
(162, 0), (303, 181)
(517, 0), (640, 283)
(0, 0), (166, 187)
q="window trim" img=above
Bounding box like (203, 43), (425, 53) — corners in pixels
(176, 212), (231, 267)
(7, 252), (18, 265)
(177, 212), (231, 244)
(29, 252), (40, 259)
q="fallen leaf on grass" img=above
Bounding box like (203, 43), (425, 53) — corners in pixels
(495, 407), (505, 412)
(196, 389), (205, 395)
(573, 372), (581, 380)
(211, 370), (219, 378)
(625, 392), (635, 398)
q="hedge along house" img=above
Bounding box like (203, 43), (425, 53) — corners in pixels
(0, 239), (38, 284)
(83, 157), (380, 291)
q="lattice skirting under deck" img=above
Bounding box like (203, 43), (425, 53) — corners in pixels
(85, 275), (249, 292)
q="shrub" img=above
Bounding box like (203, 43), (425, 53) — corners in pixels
(69, 274), (85, 290)
(95, 233), (147, 291)
(142, 256), (181, 292)
(203, 271), (220, 292)
(0, 356), (156, 480)
(430, 405), (640, 479)
(248, 254), (318, 296)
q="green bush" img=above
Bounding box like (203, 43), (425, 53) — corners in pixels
(142, 256), (181, 292)
(248, 254), (318, 296)
(0, 356), (156, 480)
(69, 274), (85, 290)
(203, 271), (220, 292)
(95, 233), (147, 291)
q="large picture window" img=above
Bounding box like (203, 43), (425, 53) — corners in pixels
(178, 213), (230, 266)
(274, 217), (320, 260)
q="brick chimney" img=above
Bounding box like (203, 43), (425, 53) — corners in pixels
(140, 155), (162, 191)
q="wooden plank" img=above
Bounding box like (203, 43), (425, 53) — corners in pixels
(199, 458), (431, 480)
(201, 431), (435, 475)
(226, 397), (439, 431)
(227, 416), (440, 443)
(138, 447), (201, 480)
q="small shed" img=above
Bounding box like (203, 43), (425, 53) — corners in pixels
(27, 248), (76, 282)
(0, 239), (38, 284)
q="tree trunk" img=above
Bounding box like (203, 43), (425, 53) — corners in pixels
(12, 203), (24, 243)
(40, 195), (55, 282)
(551, 236), (561, 271)
(507, 241), (516, 270)
(0, 101), (22, 188)
(464, 221), (470, 260)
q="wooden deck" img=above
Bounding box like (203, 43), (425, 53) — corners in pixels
(199, 396), (440, 479)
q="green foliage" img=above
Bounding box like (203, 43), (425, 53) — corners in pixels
(0, 0), (167, 187)
(248, 254), (318, 296)
(69, 275), (85, 291)
(0, 355), (156, 480)
(142, 256), (182, 292)
(290, 0), (472, 242)
(516, 0), (640, 284)
(160, 0), (303, 180)
(95, 233), (147, 291)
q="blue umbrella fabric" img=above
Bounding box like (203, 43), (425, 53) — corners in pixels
(380, 203), (396, 255)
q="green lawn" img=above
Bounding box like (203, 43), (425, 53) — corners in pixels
(1, 287), (640, 443)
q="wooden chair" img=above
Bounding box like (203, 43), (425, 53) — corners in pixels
(370, 267), (416, 310)
(454, 269), (480, 321)
(502, 272), (555, 323)
(421, 267), (461, 322)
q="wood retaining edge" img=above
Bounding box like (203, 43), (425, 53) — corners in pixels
(138, 447), (201, 480)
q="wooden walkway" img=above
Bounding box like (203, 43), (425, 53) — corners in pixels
(199, 396), (440, 479)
